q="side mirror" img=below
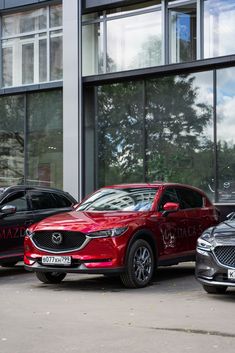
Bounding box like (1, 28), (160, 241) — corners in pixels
(162, 202), (180, 217)
(0, 205), (17, 217)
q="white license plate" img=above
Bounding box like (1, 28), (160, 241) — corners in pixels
(228, 269), (235, 281)
(42, 256), (71, 266)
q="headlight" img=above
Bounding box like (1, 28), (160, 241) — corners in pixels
(25, 228), (34, 238)
(197, 232), (214, 251)
(87, 227), (128, 238)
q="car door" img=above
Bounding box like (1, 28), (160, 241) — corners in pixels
(27, 190), (73, 224)
(175, 187), (205, 253)
(154, 187), (188, 258)
(0, 190), (34, 258)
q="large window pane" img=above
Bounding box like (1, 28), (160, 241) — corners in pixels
(204, 0), (235, 58)
(97, 82), (145, 187)
(50, 34), (63, 81)
(0, 96), (24, 186)
(169, 4), (196, 63)
(2, 46), (13, 87)
(50, 5), (62, 28)
(22, 43), (34, 84)
(39, 39), (47, 82)
(2, 8), (47, 36)
(82, 22), (103, 75)
(107, 10), (162, 72)
(145, 72), (214, 199)
(26, 91), (63, 189)
(217, 67), (235, 202)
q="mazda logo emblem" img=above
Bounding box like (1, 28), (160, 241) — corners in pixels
(51, 232), (63, 245)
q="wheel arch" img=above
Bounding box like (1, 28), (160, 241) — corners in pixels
(124, 229), (158, 267)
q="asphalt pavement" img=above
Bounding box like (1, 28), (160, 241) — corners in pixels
(0, 262), (235, 353)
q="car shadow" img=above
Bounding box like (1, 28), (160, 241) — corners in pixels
(34, 264), (196, 293)
(0, 263), (27, 278)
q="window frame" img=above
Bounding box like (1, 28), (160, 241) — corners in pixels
(0, 4), (63, 88)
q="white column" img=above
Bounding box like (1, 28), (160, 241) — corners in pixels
(63, 0), (81, 200)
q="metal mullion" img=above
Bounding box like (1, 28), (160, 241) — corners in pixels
(47, 6), (50, 82)
(162, 0), (168, 65)
(213, 69), (218, 203)
(2, 28), (49, 41)
(196, 0), (201, 59)
(24, 94), (28, 184)
(78, 0), (83, 200)
(143, 80), (147, 182)
(103, 12), (107, 74)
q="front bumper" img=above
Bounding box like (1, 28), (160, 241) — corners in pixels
(24, 234), (127, 274)
(195, 247), (235, 287)
(24, 262), (124, 274)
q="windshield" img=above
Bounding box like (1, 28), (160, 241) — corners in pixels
(77, 187), (159, 212)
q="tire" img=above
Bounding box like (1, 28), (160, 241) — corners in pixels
(0, 261), (18, 267)
(120, 239), (154, 289)
(36, 271), (67, 284)
(203, 285), (227, 294)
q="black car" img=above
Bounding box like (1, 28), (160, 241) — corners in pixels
(0, 186), (77, 267)
(195, 212), (235, 294)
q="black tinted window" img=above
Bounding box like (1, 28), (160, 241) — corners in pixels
(158, 188), (179, 211)
(0, 191), (28, 211)
(176, 188), (203, 209)
(51, 193), (72, 207)
(29, 191), (57, 210)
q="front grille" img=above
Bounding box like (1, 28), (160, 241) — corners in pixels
(32, 230), (87, 252)
(214, 246), (235, 268)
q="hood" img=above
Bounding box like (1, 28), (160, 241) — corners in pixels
(211, 220), (235, 245)
(213, 220), (235, 233)
(31, 210), (146, 234)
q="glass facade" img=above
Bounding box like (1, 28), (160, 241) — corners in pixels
(204, 0), (235, 58)
(217, 67), (235, 202)
(85, 71), (214, 199)
(1, 0), (235, 207)
(106, 10), (162, 72)
(1, 4), (62, 87)
(26, 91), (63, 189)
(82, 2), (162, 75)
(0, 95), (24, 185)
(0, 90), (63, 188)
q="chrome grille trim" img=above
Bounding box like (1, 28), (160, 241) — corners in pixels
(31, 231), (91, 254)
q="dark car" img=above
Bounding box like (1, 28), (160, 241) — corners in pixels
(195, 212), (235, 294)
(24, 183), (219, 288)
(0, 185), (77, 267)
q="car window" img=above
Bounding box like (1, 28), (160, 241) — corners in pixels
(176, 188), (203, 209)
(29, 191), (57, 210)
(51, 193), (72, 207)
(0, 191), (28, 211)
(77, 188), (158, 212)
(158, 188), (179, 211)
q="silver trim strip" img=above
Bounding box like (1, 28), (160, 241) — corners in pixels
(31, 235), (91, 254)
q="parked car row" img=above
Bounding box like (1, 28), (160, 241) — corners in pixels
(1, 182), (235, 293)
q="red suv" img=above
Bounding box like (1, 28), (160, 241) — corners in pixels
(24, 183), (218, 288)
